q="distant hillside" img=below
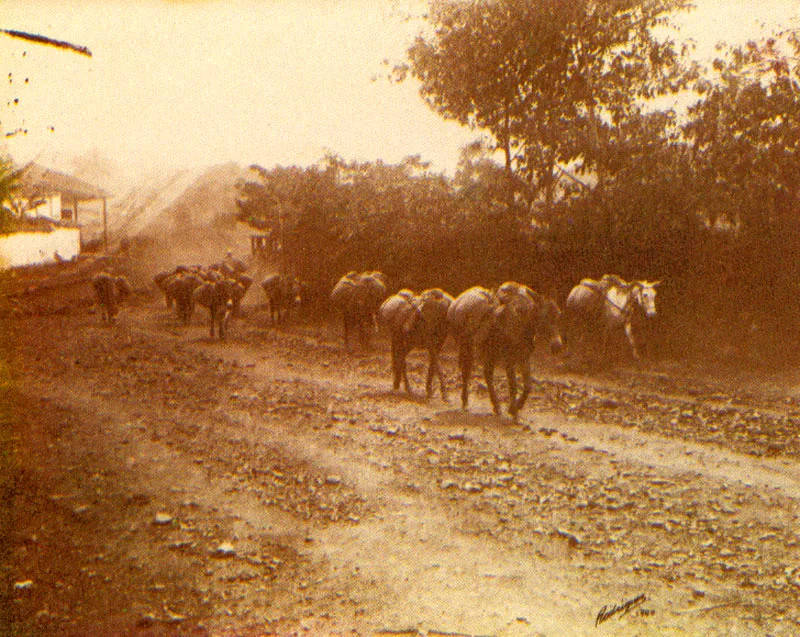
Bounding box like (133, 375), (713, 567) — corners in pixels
(119, 163), (257, 277)
(112, 169), (203, 239)
(136, 163), (247, 237)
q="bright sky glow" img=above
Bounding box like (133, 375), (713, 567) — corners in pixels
(0, 0), (798, 181)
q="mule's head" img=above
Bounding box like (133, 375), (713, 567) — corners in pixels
(539, 297), (565, 355)
(635, 281), (660, 318)
(115, 276), (132, 300)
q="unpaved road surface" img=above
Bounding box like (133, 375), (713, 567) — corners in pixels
(3, 270), (800, 636)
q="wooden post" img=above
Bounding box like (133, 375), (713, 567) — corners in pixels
(103, 197), (108, 254)
(278, 202), (286, 276)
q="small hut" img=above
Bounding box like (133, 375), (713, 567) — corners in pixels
(0, 163), (111, 268)
(16, 162), (110, 249)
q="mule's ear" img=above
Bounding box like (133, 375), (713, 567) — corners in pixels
(651, 280), (662, 287)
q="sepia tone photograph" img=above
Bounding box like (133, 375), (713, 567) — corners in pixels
(2, 0), (800, 635)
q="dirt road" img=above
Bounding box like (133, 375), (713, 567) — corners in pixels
(3, 281), (800, 636)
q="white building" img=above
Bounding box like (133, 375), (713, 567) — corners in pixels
(0, 163), (109, 269)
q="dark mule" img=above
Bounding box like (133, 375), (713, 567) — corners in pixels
(261, 274), (305, 324)
(448, 281), (563, 421)
(377, 288), (453, 399)
(330, 271), (388, 350)
(92, 272), (131, 324)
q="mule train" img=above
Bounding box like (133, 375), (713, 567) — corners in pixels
(330, 271), (660, 420)
(331, 273), (567, 421)
(152, 259), (252, 339)
(142, 263), (659, 421)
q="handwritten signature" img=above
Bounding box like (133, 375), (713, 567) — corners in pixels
(595, 593), (648, 627)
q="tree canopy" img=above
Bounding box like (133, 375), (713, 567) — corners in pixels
(397, 0), (698, 218)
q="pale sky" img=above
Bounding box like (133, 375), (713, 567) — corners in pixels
(0, 0), (798, 182)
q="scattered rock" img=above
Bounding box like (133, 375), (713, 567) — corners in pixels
(14, 580), (33, 591)
(153, 512), (174, 525)
(554, 529), (581, 547)
(164, 607), (188, 623)
(785, 567), (800, 588)
(138, 613), (158, 627)
(213, 542), (236, 557)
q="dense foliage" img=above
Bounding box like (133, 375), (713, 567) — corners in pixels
(237, 2), (800, 366)
(0, 156), (19, 234)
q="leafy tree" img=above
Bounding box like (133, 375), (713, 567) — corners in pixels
(684, 34), (800, 234)
(398, 0), (698, 220)
(236, 155), (473, 294)
(0, 156), (19, 234)
(454, 139), (517, 219)
(677, 31), (800, 330)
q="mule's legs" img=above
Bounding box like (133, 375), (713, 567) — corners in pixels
(565, 312), (589, 365)
(427, 348), (448, 401)
(400, 346), (411, 394)
(220, 305), (232, 340)
(505, 360), (518, 418)
(357, 315), (369, 350)
(624, 322), (640, 361)
(390, 337), (403, 390)
(391, 337), (411, 394)
(484, 354), (501, 416)
(599, 327), (611, 364)
(108, 299), (117, 324)
(514, 359), (532, 418)
(425, 350), (436, 398)
(459, 340), (473, 409)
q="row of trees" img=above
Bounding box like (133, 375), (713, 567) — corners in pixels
(0, 156), (17, 233)
(236, 1), (800, 365)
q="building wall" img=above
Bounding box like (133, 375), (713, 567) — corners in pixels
(0, 228), (81, 268)
(26, 194), (62, 221)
